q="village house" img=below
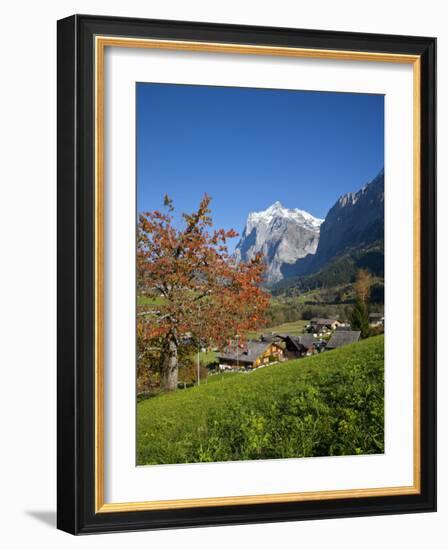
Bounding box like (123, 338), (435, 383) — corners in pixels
(307, 317), (341, 334)
(275, 334), (321, 358)
(217, 340), (283, 371)
(325, 330), (361, 350)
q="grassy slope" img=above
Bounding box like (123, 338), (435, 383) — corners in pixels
(247, 319), (308, 339)
(137, 335), (384, 465)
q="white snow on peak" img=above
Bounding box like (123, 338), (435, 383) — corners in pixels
(246, 201), (323, 233)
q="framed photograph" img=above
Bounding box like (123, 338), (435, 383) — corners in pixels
(57, 15), (436, 534)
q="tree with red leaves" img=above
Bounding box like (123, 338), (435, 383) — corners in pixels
(137, 194), (269, 391)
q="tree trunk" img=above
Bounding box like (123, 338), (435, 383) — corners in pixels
(160, 336), (178, 391)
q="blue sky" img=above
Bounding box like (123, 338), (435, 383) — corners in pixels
(137, 83), (384, 249)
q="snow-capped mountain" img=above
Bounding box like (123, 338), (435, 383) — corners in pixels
(234, 201), (323, 285)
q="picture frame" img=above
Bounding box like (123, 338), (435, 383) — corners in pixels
(57, 14), (436, 534)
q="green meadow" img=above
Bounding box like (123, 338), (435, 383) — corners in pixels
(137, 335), (384, 465)
(247, 319), (309, 339)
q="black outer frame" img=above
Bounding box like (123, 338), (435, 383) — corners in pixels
(57, 14), (437, 535)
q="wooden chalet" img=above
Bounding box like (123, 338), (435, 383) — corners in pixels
(276, 334), (320, 358)
(217, 340), (283, 370)
(307, 317), (341, 334)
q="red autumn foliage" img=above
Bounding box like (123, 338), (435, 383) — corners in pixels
(137, 194), (269, 391)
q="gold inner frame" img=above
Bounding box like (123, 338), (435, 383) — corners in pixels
(94, 36), (422, 513)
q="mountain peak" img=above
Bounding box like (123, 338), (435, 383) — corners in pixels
(247, 202), (323, 233)
(267, 200), (283, 211)
(235, 201), (323, 284)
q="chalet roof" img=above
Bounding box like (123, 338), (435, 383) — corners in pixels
(277, 334), (317, 351)
(326, 330), (361, 349)
(295, 334), (319, 348)
(217, 340), (278, 364)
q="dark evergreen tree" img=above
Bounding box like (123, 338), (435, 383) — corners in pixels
(350, 298), (370, 338)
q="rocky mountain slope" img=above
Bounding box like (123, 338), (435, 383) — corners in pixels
(280, 169), (384, 282)
(307, 169), (384, 273)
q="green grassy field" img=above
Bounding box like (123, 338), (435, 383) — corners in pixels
(137, 335), (384, 465)
(247, 319), (308, 339)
